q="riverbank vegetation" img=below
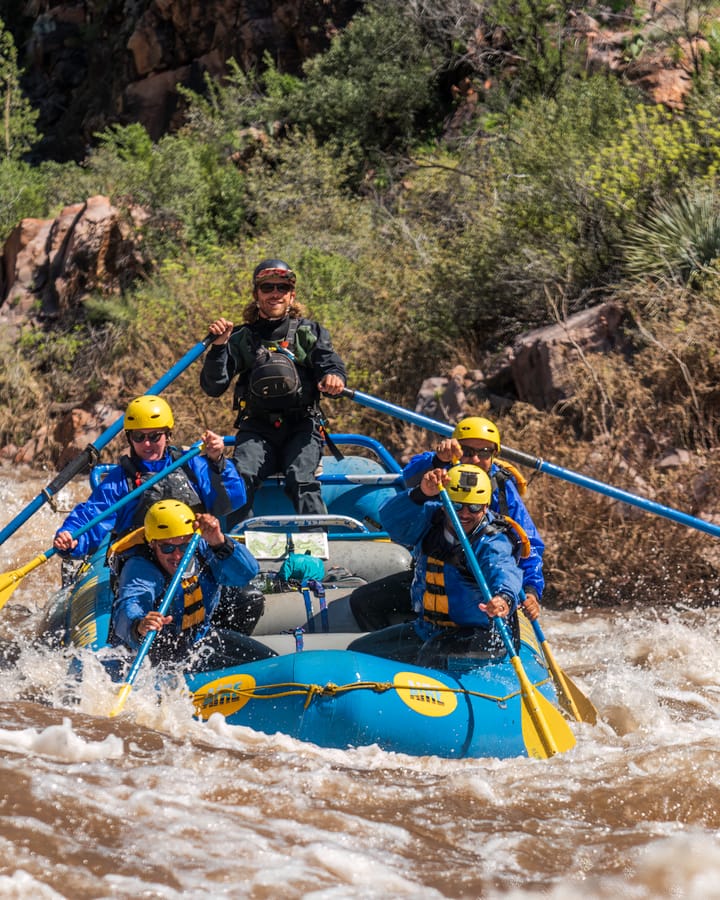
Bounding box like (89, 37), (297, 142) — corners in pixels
(2, 2), (720, 606)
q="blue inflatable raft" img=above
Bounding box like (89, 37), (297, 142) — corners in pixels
(41, 434), (573, 759)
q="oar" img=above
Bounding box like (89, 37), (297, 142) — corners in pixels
(0, 443), (204, 611)
(341, 387), (720, 539)
(437, 486), (575, 758)
(0, 333), (215, 548)
(523, 601), (597, 725)
(109, 531), (202, 717)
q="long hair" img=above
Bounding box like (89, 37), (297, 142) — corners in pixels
(242, 297), (307, 324)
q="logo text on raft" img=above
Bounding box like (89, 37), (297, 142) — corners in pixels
(394, 672), (458, 717)
(192, 674), (256, 717)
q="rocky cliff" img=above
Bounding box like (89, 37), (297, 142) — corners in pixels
(13, 0), (360, 161)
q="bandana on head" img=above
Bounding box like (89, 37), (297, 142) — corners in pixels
(254, 267), (296, 286)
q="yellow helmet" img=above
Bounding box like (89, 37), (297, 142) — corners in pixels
(144, 500), (195, 542)
(446, 464), (492, 507)
(452, 417), (500, 452)
(124, 395), (174, 431)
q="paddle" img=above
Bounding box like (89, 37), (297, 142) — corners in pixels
(0, 333), (215, 548)
(109, 531), (202, 717)
(0, 443), (204, 611)
(341, 387), (720, 539)
(437, 485), (575, 758)
(522, 597), (597, 725)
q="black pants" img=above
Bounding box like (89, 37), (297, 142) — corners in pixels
(212, 586), (265, 634)
(347, 618), (520, 670)
(149, 627), (276, 670)
(229, 412), (326, 527)
(347, 622), (424, 663)
(349, 569), (414, 631)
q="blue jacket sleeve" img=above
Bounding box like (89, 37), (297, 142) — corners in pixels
(112, 555), (167, 649)
(501, 478), (545, 599)
(194, 539), (260, 627)
(54, 466), (129, 558)
(379, 490), (438, 548)
(473, 531), (523, 608)
(402, 451), (440, 488)
(112, 539), (259, 650)
(186, 455), (247, 518)
(411, 525), (523, 629)
(202, 538), (260, 588)
(440, 531), (523, 627)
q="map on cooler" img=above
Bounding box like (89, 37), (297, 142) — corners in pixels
(243, 531), (330, 560)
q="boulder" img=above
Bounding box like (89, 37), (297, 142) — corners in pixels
(507, 302), (626, 409)
(0, 195), (147, 330)
(53, 402), (124, 470)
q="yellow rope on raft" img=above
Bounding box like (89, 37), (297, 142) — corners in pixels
(192, 676), (555, 713)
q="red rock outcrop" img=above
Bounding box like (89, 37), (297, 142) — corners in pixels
(0, 195), (148, 329)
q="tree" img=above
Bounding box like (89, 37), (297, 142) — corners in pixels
(0, 16), (39, 160)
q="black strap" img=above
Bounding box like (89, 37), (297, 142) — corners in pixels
(282, 317), (300, 350)
(322, 427), (344, 462)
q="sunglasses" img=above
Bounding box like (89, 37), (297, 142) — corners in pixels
(459, 445), (494, 459)
(128, 431), (167, 444)
(157, 541), (192, 555)
(451, 501), (486, 513)
(258, 282), (293, 295)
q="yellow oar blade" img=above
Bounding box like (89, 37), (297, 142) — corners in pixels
(109, 683), (133, 718)
(0, 553), (50, 611)
(511, 657), (576, 759)
(541, 639), (598, 725)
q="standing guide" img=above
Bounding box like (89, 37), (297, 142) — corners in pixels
(200, 259), (346, 527)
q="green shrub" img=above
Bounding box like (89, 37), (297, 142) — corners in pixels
(260, 2), (444, 175)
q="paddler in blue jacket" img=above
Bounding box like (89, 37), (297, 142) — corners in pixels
(111, 500), (275, 669)
(403, 416), (544, 610)
(53, 395), (247, 559)
(348, 464), (524, 665)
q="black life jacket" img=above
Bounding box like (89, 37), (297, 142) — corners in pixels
(119, 448), (204, 531)
(491, 468), (512, 516)
(491, 461), (528, 516)
(246, 318), (304, 411)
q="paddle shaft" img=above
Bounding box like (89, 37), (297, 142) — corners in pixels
(53, 443), (204, 562)
(110, 531), (202, 716)
(0, 334), (214, 547)
(341, 387), (720, 539)
(437, 487), (567, 757)
(0, 443), (205, 611)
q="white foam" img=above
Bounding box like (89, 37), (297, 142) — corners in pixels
(0, 717), (123, 762)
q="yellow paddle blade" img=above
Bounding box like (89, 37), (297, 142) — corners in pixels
(540, 639), (598, 725)
(109, 683), (133, 718)
(510, 657), (576, 759)
(0, 553), (50, 612)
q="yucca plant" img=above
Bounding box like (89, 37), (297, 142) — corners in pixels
(623, 189), (720, 285)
